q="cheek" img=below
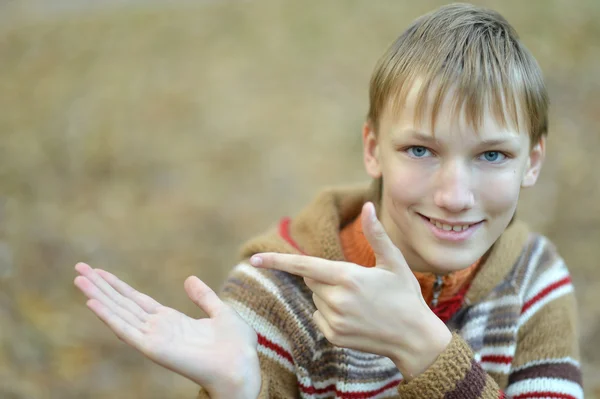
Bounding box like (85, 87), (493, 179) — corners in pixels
(476, 169), (522, 215)
(382, 159), (431, 205)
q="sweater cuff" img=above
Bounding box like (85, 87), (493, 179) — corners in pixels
(396, 332), (486, 399)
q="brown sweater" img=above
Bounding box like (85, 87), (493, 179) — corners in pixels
(198, 184), (582, 398)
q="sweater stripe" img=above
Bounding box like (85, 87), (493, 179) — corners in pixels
(258, 333), (295, 367)
(508, 361), (582, 385)
(519, 279), (573, 327)
(226, 299), (296, 371)
(479, 343), (516, 373)
(279, 217), (306, 254)
(510, 357), (580, 373)
(523, 257), (566, 302)
(298, 378), (401, 399)
(233, 263), (315, 342)
(444, 358), (486, 399)
(505, 378), (583, 399)
(522, 276), (571, 314)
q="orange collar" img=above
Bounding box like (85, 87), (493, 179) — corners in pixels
(339, 216), (480, 304)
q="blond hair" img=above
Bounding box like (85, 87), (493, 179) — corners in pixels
(368, 3), (548, 144)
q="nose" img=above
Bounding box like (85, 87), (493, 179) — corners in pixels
(433, 160), (475, 212)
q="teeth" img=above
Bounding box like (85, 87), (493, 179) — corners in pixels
(429, 218), (471, 232)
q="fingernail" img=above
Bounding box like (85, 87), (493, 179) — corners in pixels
(250, 255), (263, 267)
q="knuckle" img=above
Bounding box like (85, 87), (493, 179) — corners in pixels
(328, 291), (350, 313)
(329, 314), (348, 335)
(293, 256), (309, 273)
(296, 263), (308, 276)
(339, 270), (359, 291)
(311, 292), (319, 307)
(325, 330), (341, 346)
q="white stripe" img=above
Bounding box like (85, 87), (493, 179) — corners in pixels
(227, 299), (295, 372)
(232, 262), (313, 341)
(506, 378), (583, 398)
(297, 373), (401, 399)
(461, 295), (521, 333)
(478, 344), (516, 374)
(257, 345), (295, 372)
(519, 237), (547, 299)
(481, 361), (511, 374)
(524, 259), (569, 303)
(301, 349), (397, 374)
(479, 344), (516, 357)
(227, 299), (293, 353)
(462, 326), (517, 342)
(519, 284), (573, 327)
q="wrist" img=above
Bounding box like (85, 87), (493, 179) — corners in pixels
(206, 347), (261, 399)
(390, 312), (452, 380)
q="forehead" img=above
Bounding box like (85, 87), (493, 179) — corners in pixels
(382, 78), (529, 144)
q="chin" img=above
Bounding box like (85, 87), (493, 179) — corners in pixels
(419, 247), (483, 275)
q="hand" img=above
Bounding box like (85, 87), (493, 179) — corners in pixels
(250, 202), (451, 380)
(74, 263), (261, 399)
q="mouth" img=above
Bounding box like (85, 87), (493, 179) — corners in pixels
(417, 213), (484, 241)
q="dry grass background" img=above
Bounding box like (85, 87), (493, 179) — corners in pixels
(0, 0), (599, 398)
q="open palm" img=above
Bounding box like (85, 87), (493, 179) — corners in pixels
(74, 263), (261, 398)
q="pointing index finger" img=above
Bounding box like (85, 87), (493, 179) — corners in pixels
(250, 253), (343, 285)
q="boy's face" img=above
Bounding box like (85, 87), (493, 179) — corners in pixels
(362, 83), (545, 274)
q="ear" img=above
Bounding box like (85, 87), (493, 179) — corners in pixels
(363, 121), (382, 179)
(521, 136), (546, 188)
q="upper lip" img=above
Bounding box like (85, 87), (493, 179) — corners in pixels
(419, 214), (483, 226)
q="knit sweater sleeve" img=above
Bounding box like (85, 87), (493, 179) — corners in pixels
(196, 261), (300, 399)
(396, 264), (582, 399)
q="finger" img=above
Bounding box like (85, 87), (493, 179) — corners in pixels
(86, 298), (144, 349)
(304, 276), (330, 295)
(312, 310), (336, 344)
(75, 263), (148, 322)
(312, 292), (337, 317)
(184, 276), (224, 318)
(251, 253), (344, 284)
(74, 275), (145, 330)
(95, 268), (162, 313)
(360, 202), (406, 270)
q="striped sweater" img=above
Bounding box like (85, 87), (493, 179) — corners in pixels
(197, 185), (582, 398)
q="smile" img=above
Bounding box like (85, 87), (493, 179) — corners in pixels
(428, 218), (472, 231)
(418, 214), (484, 242)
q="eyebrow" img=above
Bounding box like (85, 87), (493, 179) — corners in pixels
(398, 129), (519, 147)
(403, 130), (438, 143)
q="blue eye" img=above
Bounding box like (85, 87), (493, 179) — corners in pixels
(407, 146), (431, 158)
(480, 151), (506, 162)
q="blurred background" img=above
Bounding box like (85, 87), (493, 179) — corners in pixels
(1, 0), (599, 397)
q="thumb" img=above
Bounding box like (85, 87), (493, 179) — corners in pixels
(184, 276), (224, 318)
(361, 202), (405, 271)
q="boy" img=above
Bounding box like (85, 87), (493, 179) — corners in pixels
(74, 3), (582, 398)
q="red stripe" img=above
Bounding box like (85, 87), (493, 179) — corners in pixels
(257, 333), (294, 365)
(298, 378), (402, 398)
(522, 276), (572, 314)
(498, 391), (506, 399)
(512, 392), (578, 399)
(481, 355), (513, 365)
(279, 217), (306, 254)
(259, 331), (402, 398)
